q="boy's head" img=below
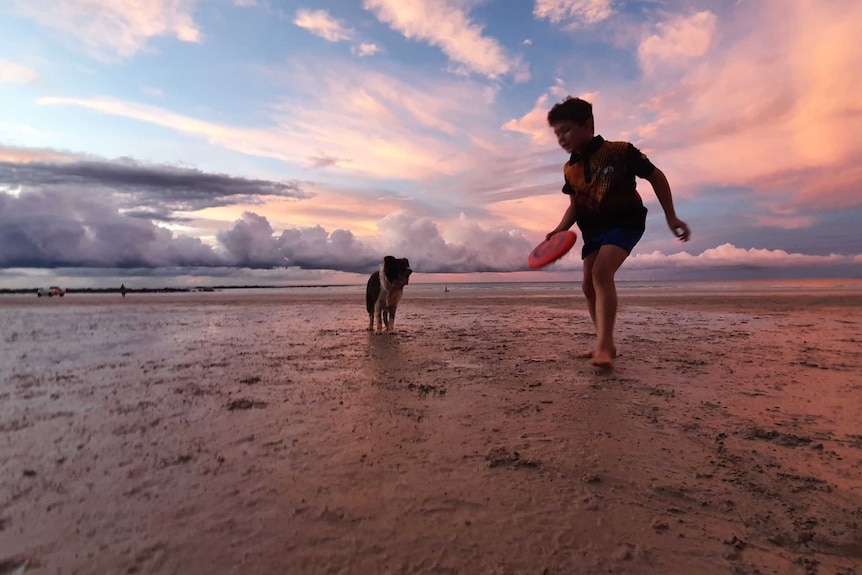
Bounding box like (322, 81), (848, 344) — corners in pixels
(547, 97), (595, 154)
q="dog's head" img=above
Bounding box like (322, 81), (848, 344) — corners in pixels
(383, 256), (412, 287)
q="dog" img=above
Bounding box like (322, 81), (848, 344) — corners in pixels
(366, 256), (412, 333)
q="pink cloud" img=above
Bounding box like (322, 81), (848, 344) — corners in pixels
(37, 61), (505, 182)
(502, 87), (601, 145)
(501, 95), (552, 144)
(11, 0), (202, 60)
(0, 59), (37, 84)
(363, 0), (527, 80)
(0, 144), (83, 163)
(638, 11), (717, 75)
(293, 9), (353, 42)
(622, 0), (862, 217)
(353, 43), (381, 57)
(533, 0), (614, 28)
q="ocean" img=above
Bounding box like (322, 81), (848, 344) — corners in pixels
(227, 277), (862, 297)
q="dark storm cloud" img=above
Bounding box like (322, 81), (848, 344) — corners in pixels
(0, 147), (543, 276)
(0, 189), (386, 272)
(376, 211), (533, 273)
(0, 179), (536, 275)
(0, 158), (309, 215)
(0, 150), (535, 275)
(0, 188), (224, 268)
(122, 209), (193, 223)
(216, 212), (381, 273)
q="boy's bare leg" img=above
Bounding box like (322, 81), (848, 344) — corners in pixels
(578, 250), (619, 360)
(578, 251), (599, 358)
(587, 245), (629, 368)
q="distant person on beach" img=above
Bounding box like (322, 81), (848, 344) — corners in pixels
(545, 97), (690, 368)
(120, 284), (126, 298)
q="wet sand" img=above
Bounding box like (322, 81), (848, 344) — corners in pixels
(1, 288), (861, 574)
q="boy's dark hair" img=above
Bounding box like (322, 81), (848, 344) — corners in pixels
(547, 96), (593, 126)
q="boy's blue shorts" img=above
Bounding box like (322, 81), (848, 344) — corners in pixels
(582, 228), (644, 259)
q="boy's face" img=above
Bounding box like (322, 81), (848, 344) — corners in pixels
(552, 120), (593, 154)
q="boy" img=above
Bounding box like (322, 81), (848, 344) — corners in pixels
(546, 97), (690, 369)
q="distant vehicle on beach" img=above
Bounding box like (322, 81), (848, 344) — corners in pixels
(36, 286), (66, 297)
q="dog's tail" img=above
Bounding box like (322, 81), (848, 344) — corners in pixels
(366, 271), (380, 315)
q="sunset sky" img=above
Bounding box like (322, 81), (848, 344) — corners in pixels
(1, 0), (860, 288)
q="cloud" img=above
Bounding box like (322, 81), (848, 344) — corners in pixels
(0, 156), (308, 217)
(216, 215), (381, 273)
(756, 164), (862, 212)
(0, 186), (381, 271)
(2, 180), (859, 278)
(10, 0), (202, 60)
(353, 42), (381, 57)
(0, 188), (222, 268)
(293, 8), (353, 42)
(628, 244), (856, 270)
(363, 0), (526, 80)
(621, 0), (862, 222)
(0, 58), (37, 84)
(538, 242), (861, 276)
(37, 95), (311, 166)
(215, 212), (284, 267)
(376, 211), (533, 273)
(638, 11), (717, 74)
(0, 181), (535, 273)
(37, 61), (506, 182)
(502, 86), (599, 145)
(501, 95), (552, 144)
(533, 0), (614, 28)
(0, 145), (82, 164)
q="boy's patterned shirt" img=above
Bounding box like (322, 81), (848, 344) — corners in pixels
(562, 135), (655, 239)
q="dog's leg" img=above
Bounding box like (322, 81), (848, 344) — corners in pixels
(374, 301), (383, 333)
(388, 310), (396, 333)
(366, 270), (381, 332)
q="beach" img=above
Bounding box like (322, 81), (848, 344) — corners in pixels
(1, 283), (861, 575)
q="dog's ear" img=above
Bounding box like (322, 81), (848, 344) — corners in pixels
(404, 259), (410, 267)
(384, 255), (395, 263)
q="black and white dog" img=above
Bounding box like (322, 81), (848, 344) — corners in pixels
(366, 256), (412, 333)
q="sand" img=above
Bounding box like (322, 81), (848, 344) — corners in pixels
(1, 287), (860, 575)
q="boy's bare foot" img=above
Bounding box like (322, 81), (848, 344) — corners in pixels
(578, 347), (617, 360)
(590, 350), (614, 369)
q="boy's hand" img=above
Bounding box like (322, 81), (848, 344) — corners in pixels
(667, 217), (690, 241)
(545, 229), (562, 241)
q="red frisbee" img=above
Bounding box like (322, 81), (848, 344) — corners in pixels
(527, 230), (577, 269)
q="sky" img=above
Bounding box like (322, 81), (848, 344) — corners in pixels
(1, 0), (861, 288)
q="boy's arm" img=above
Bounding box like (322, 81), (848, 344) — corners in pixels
(645, 167), (690, 242)
(546, 195), (577, 240)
